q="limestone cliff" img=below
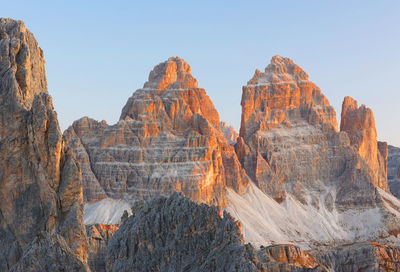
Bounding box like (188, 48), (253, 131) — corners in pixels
(340, 96), (388, 191)
(232, 55), (398, 248)
(0, 18), (88, 271)
(65, 57), (249, 211)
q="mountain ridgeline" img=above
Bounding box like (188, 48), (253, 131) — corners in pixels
(1, 18), (400, 271)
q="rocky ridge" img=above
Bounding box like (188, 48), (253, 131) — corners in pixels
(0, 18), (88, 271)
(65, 57), (250, 218)
(106, 193), (327, 272)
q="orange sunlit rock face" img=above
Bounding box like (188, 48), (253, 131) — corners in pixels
(236, 56), (389, 210)
(258, 244), (324, 269)
(340, 96), (388, 190)
(240, 55), (338, 139)
(65, 57), (249, 207)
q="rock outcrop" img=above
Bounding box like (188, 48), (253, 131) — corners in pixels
(258, 244), (327, 271)
(65, 57), (249, 212)
(388, 145), (400, 198)
(315, 242), (400, 272)
(221, 121), (239, 144)
(340, 96), (388, 190)
(231, 55), (398, 248)
(87, 224), (119, 272)
(0, 18), (88, 270)
(106, 193), (327, 272)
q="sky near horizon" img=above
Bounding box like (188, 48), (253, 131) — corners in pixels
(2, 1), (400, 145)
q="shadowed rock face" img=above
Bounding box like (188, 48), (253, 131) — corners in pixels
(0, 18), (88, 271)
(106, 193), (327, 272)
(65, 57), (249, 208)
(388, 145), (400, 198)
(315, 242), (400, 272)
(340, 96), (388, 191)
(86, 224), (119, 272)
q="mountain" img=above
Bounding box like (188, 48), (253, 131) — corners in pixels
(230, 55), (400, 248)
(66, 55), (400, 250)
(64, 57), (250, 225)
(0, 18), (88, 271)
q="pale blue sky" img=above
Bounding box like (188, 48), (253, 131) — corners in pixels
(3, 1), (400, 145)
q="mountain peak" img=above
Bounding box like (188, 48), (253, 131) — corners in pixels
(143, 56), (198, 90)
(0, 18), (47, 109)
(247, 55), (309, 85)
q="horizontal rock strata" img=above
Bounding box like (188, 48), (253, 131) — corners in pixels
(65, 57), (249, 209)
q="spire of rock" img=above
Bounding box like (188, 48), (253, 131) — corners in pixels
(340, 96), (388, 190)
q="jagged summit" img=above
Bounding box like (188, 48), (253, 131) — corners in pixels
(340, 96), (388, 191)
(0, 18), (48, 109)
(240, 55), (337, 138)
(142, 56), (198, 90)
(247, 55), (309, 86)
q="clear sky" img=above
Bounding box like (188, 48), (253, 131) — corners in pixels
(2, 1), (400, 145)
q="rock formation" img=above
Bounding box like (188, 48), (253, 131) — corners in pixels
(388, 145), (400, 198)
(232, 55), (399, 248)
(0, 18), (88, 271)
(65, 57), (250, 214)
(340, 96), (388, 190)
(106, 193), (327, 272)
(221, 121), (239, 144)
(87, 224), (119, 272)
(315, 242), (400, 271)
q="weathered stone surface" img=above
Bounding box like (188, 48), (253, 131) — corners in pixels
(9, 233), (88, 272)
(388, 145), (400, 198)
(231, 55), (399, 248)
(65, 57), (249, 210)
(87, 224), (119, 272)
(106, 193), (326, 272)
(221, 121), (239, 144)
(315, 241), (400, 272)
(235, 56), (382, 207)
(0, 18), (88, 270)
(340, 96), (388, 191)
(257, 244), (327, 271)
